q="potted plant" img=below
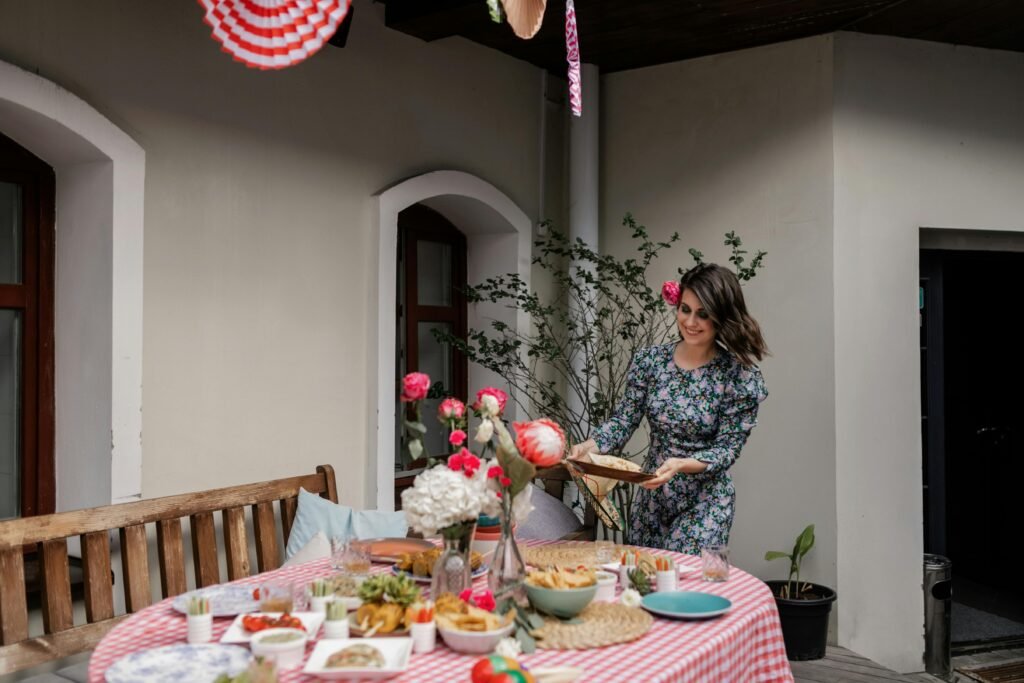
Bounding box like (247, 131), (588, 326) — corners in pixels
(764, 524), (837, 661)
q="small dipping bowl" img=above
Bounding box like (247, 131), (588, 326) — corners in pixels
(250, 627), (308, 669)
(594, 570), (617, 602)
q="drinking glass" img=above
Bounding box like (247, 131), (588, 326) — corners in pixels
(701, 545), (730, 582)
(330, 536), (347, 571)
(594, 540), (616, 565)
(259, 580), (295, 613)
(341, 540), (372, 578)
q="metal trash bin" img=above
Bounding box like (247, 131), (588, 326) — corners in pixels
(924, 554), (953, 678)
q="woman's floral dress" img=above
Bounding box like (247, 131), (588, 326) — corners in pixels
(591, 343), (768, 555)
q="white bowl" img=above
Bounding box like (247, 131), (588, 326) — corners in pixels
(250, 627), (308, 669)
(437, 621), (515, 654)
(595, 570), (617, 602)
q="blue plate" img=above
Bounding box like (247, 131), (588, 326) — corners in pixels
(641, 591), (732, 619)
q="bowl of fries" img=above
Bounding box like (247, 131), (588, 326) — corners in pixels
(524, 567), (598, 618)
(433, 593), (516, 654)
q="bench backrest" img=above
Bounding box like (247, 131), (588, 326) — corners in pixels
(0, 464), (337, 673)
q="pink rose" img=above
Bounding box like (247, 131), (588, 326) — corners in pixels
(513, 418), (566, 468)
(473, 387), (508, 416)
(449, 429), (467, 447)
(438, 397), (466, 422)
(401, 372), (431, 402)
(661, 280), (681, 307)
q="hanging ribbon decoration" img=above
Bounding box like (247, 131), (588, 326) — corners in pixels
(197, 0), (351, 70)
(565, 0), (582, 117)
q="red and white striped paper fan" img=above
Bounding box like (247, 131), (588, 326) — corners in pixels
(198, 0), (351, 70)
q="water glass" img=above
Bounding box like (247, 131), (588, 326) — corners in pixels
(594, 540), (616, 565)
(341, 540), (372, 578)
(259, 580), (295, 613)
(330, 536), (347, 571)
(701, 545), (730, 582)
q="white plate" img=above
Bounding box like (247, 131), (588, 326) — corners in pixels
(390, 564), (487, 584)
(105, 644), (252, 683)
(172, 585), (259, 617)
(302, 638), (412, 680)
(220, 612), (325, 643)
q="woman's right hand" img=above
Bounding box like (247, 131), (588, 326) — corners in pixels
(568, 439), (598, 463)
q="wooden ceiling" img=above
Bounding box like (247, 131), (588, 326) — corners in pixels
(382, 0), (1024, 74)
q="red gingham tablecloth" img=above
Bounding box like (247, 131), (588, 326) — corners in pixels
(89, 541), (794, 682)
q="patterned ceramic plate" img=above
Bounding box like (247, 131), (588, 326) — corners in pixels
(390, 564), (487, 584)
(171, 585), (259, 617)
(105, 643), (252, 683)
(641, 591), (732, 619)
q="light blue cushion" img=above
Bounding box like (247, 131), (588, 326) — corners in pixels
(284, 488), (409, 560)
(351, 509), (408, 540)
(285, 488), (352, 559)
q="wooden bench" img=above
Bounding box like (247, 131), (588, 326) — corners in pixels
(0, 464), (337, 674)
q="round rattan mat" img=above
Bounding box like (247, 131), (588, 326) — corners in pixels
(524, 543), (655, 569)
(531, 601), (652, 649)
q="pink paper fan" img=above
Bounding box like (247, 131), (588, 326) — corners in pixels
(198, 0), (351, 70)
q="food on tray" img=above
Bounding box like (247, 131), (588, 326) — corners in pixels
(395, 548), (483, 577)
(326, 574), (361, 598)
(434, 592), (515, 632)
(325, 643), (386, 669)
(351, 573), (422, 634)
(242, 614), (304, 632)
(258, 631), (304, 644)
(526, 567), (597, 589)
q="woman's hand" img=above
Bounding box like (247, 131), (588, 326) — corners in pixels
(642, 457), (708, 488)
(568, 439), (597, 463)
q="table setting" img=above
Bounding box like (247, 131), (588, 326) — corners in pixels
(89, 378), (792, 683)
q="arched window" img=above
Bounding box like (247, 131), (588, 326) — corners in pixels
(0, 131), (55, 519)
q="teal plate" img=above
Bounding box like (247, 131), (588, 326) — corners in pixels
(641, 591), (732, 619)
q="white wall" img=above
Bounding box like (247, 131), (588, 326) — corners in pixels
(0, 0), (545, 508)
(602, 35), (839, 598)
(832, 32), (1024, 671)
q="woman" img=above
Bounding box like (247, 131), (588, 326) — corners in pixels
(569, 263), (768, 555)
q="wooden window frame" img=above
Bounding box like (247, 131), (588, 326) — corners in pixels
(0, 132), (55, 518)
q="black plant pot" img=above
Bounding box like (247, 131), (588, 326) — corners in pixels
(765, 580), (837, 661)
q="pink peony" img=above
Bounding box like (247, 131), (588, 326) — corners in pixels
(513, 418), (567, 468)
(661, 280), (681, 307)
(438, 397), (466, 422)
(449, 429), (467, 447)
(473, 387), (508, 416)
(401, 372), (431, 402)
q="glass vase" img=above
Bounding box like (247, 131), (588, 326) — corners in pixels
(430, 520), (477, 598)
(487, 504), (527, 607)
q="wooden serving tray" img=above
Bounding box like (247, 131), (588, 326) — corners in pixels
(565, 459), (655, 484)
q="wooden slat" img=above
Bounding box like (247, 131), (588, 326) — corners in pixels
(317, 465), (338, 503)
(222, 507), (250, 581)
(0, 615), (127, 674)
(39, 540), (73, 633)
(0, 469), (334, 547)
(280, 496), (297, 546)
(190, 512), (219, 588)
(80, 531), (114, 623)
(252, 502), (280, 573)
(119, 524), (151, 613)
(0, 547), (28, 645)
(156, 518), (187, 598)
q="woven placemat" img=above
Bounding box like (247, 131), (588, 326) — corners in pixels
(531, 601), (653, 650)
(524, 543), (656, 569)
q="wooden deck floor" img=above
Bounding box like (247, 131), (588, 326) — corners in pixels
(791, 647), (939, 683)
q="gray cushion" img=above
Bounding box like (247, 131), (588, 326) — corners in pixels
(56, 662), (90, 683)
(517, 485), (584, 540)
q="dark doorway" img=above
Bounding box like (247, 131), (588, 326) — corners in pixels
(921, 248), (1024, 647)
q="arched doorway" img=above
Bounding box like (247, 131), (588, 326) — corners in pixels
(373, 171), (532, 510)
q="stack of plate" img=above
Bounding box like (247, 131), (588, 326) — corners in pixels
(472, 515), (504, 559)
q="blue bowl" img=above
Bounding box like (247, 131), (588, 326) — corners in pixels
(477, 514), (501, 528)
(525, 582), (597, 618)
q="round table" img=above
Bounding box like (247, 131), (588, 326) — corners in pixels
(89, 540), (794, 683)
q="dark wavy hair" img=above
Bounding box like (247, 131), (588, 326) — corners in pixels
(678, 263), (768, 367)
